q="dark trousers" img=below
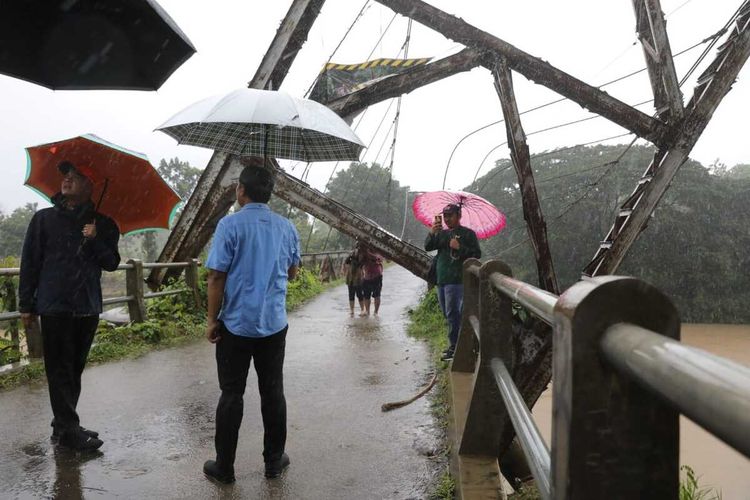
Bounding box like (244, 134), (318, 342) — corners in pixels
(215, 323), (287, 470)
(40, 315), (98, 434)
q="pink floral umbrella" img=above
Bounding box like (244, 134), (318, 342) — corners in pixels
(412, 190), (506, 239)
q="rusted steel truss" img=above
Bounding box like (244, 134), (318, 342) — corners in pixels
(632, 0), (684, 122)
(584, 1), (750, 276)
(492, 60), (559, 295)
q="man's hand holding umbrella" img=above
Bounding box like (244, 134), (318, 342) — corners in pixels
(82, 223), (97, 240)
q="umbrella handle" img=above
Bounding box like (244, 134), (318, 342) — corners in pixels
(78, 178), (109, 256)
(96, 178), (109, 212)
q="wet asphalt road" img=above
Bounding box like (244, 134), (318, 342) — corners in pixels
(0, 266), (442, 499)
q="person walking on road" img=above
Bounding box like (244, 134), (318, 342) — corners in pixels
(424, 203), (481, 361)
(342, 242), (365, 317)
(19, 161), (120, 451)
(360, 245), (384, 316)
(203, 164), (301, 484)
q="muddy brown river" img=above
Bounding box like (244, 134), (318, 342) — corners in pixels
(532, 324), (750, 500)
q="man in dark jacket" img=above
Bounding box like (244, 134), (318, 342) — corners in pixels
(424, 203), (481, 361)
(19, 161), (120, 451)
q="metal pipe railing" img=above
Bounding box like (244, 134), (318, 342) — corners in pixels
(602, 322), (750, 458)
(488, 272), (557, 325)
(490, 358), (551, 500)
(102, 296), (135, 306)
(142, 262), (190, 269)
(144, 289), (189, 300)
(0, 261), (202, 325)
(468, 315), (480, 341)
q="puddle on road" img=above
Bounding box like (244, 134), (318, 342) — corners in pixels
(361, 373), (384, 386)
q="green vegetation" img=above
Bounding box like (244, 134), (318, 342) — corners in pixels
(680, 465), (722, 500)
(512, 482), (541, 499)
(406, 288), (454, 499)
(469, 144), (750, 323)
(407, 288), (449, 355)
(4, 149), (750, 320)
(287, 267), (325, 310)
(430, 469), (455, 500)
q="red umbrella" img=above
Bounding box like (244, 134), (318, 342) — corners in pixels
(24, 134), (181, 235)
(412, 190), (506, 240)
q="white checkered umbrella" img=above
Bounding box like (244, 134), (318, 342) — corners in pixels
(156, 88), (365, 162)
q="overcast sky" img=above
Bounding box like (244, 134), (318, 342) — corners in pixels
(1, 0), (748, 214)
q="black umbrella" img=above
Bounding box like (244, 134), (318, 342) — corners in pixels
(0, 0), (196, 91)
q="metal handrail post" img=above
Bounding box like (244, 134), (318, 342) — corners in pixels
(185, 258), (203, 308)
(453, 258), (481, 373)
(551, 276), (680, 499)
(125, 259), (147, 323)
(459, 259), (514, 456)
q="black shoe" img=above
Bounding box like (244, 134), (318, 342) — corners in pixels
(58, 429), (103, 452)
(51, 420), (99, 439)
(52, 426), (99, 440)
(440, 349), (455, 361)
(264, 453), (290, 479)
(203, 460), (235, 484)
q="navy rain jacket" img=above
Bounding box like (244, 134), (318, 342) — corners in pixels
(19, 193), (121, 316)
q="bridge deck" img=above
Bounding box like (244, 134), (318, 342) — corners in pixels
(0, 266), (442, 498)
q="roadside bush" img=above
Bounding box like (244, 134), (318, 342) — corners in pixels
(406, 288), (448, 355)
(287, 267), (324, 310)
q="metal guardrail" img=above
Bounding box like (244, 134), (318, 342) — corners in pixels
(0, 259), (203, 360)
(451, 257), (750, 500)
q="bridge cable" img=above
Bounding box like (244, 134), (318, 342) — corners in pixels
(441, 28), (725, 190)
(488, 11), (741, 247)
(303, 0), (373, 98)
(317, 19), (413, 251)
(301, 10), (403, 251)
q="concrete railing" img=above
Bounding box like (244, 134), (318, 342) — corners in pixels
(300, 250), (351, 282)
(0, 251), (344, 361)
(449, 257), (750, 499)
(0, 259), (202, 359)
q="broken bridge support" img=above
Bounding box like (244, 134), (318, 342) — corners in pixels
(584, 1), (750, 276)
(632, 0), (684, 122)
(492, 60), (559, 295)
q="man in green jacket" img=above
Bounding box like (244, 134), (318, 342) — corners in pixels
(424, 203), (481, 361)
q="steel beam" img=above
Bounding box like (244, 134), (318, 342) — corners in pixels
(492, 60), (559, 295)
(632, 0), (684, 121)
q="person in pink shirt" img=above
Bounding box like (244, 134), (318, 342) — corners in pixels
(359, 245), (383, 316)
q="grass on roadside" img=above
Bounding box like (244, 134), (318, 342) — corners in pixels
(405, 287), (456, 499)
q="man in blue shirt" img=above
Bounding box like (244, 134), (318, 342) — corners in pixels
(202, 165), (300, 484)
